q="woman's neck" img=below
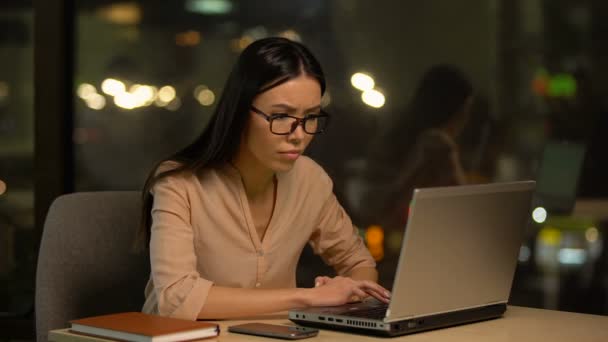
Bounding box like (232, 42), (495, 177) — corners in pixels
(231, 150), (276, 200)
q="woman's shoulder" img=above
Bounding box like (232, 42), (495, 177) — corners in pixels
(290, 156), (333, 190)
(294, 155), (328, 177)
(152, 160), (198, 189)
(155, 160), (183, 175)
(417, 129), (455, 152)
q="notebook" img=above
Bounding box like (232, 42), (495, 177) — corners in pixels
(290, 181), (535, 336)
(70, 312), (219, 342)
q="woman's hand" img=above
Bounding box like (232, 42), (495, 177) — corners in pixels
(305, 276), (390, 307)
(315, 275), (361, 302)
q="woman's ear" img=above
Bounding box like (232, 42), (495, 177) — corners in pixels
(0, 179), (6, 196)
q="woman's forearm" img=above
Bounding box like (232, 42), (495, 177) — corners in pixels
(197, 286), (311, 319)
(198, 274), (390, 319)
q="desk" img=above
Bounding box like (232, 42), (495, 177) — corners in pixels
(49, 306), (608, 342)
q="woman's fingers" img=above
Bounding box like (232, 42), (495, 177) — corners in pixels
(352, 287), (368, 300)
(360, 280), (391, 298)
(311, 276), (391, 306)
(363, 287), (390, 303)
(347, 295), (363, 303)
(354, 281), (391, 303)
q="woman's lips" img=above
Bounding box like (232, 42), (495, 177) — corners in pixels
(279, 151), (301, 161)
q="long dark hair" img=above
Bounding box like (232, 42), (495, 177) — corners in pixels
(374, 64), (473, 170)
(403, 64), (473, 138)
(135, 37), (326, 250)
(364, 64), (472, 181)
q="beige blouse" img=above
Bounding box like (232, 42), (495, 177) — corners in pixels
(142, 156), (376, 320)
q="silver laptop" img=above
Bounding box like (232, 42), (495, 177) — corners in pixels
(290, 181), (535, 337)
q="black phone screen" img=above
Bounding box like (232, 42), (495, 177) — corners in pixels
(228, 323), (319, 339)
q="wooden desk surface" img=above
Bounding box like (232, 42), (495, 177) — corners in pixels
(49, 306), (608, 342)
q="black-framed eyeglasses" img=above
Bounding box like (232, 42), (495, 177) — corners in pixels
(251, 106), (330, 135)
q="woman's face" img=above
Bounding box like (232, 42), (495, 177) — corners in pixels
(243, 74), (322, 173)
(453, 95), (474, 137)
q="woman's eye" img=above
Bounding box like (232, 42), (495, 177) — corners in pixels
(271, 114), (290, 120)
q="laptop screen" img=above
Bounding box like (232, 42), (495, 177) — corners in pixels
(534, 141), (586, 213)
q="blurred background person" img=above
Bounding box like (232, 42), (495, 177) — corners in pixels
(362, 64), (474, 231)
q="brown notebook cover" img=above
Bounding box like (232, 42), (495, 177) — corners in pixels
(69, 312), (219, 342)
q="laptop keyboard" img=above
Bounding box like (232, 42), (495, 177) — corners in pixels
(341, 305), (388, 319)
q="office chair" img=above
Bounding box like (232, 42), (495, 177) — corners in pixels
(35, 192), (150, 342)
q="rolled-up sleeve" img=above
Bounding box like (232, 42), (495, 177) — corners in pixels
(149, 174), (214, 320)
(309, 175), (376, 276)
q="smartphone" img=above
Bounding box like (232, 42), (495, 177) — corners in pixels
(228, 323), (319, 339)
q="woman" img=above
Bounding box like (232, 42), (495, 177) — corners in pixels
(136, 37), (390, 320)
(362, 64), (473, 230)
(393, 64), (472, 188)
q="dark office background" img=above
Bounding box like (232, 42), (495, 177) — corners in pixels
(1, 0), (608, 340)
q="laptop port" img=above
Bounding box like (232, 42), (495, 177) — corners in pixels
(318, 316), (325, 321)
(328, 318), (334, 322)
(336, 319), (343, 323)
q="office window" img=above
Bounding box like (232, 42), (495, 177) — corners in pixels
(0, 3), (35, 320)
(71, 0), (608, 315)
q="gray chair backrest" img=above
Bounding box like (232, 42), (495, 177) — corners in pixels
(35, 192), (150, 342)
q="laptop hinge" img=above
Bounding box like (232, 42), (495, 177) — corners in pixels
(383, 309), (414, 323)
(485, 300), (506, 306)
(383, 301), (507, 323)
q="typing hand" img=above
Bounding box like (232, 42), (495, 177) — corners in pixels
(307, 276), (390, 307)
(315, 276), (362, 303)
